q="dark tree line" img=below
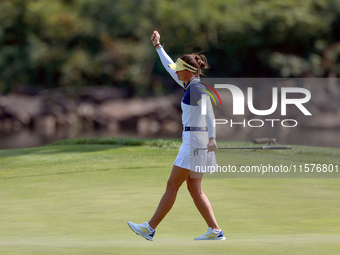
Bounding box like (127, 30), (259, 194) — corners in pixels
(1, 0), (340, 95)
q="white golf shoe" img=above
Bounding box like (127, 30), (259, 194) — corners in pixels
(194, 227), (226, 241)
(127, 221), (156, 241)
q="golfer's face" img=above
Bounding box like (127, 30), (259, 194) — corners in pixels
(176, 70), (189, 81)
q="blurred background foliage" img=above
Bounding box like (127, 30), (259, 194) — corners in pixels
(1, 0), (340, 96)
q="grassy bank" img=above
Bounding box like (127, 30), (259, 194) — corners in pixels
(0, 138), (339, 254)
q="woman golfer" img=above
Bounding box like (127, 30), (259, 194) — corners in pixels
(128, 31), (225, 241)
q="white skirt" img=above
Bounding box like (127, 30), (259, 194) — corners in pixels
(174, 131), (217, 172)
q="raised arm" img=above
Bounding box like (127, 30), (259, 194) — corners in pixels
(151, 31), (183, 87)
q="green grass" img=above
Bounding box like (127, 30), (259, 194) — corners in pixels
(0, 138), (339, 255)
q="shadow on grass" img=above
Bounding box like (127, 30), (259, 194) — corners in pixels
(0, 143), (118, 160)
(0, 137), (182, 159)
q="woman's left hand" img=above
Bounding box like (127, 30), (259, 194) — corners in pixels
(151, 30), (160, 46)
(207, 137), (218, 152)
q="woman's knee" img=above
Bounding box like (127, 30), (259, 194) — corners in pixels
(166, 179), (180, 192)
(187, 180), (203, 197)
(165, 166), (190, 192)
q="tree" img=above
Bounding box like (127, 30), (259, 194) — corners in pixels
(0, 0), (339, 95)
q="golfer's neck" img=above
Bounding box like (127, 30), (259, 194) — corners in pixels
(184, 75), (196, 85)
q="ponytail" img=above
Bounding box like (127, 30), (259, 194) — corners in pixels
(180, 52), (209, 76)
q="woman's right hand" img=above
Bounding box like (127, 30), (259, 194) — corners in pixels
(207, 137), (218, 153)
(151, 30), (161, 47)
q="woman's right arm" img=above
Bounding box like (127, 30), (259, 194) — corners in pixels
(151, 31), (183, 87)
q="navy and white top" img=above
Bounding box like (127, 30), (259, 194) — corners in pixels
(156, 47), (216, 138)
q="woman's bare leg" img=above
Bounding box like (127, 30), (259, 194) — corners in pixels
(148, 165), (191, 230)
(186, 173), (220, 230)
